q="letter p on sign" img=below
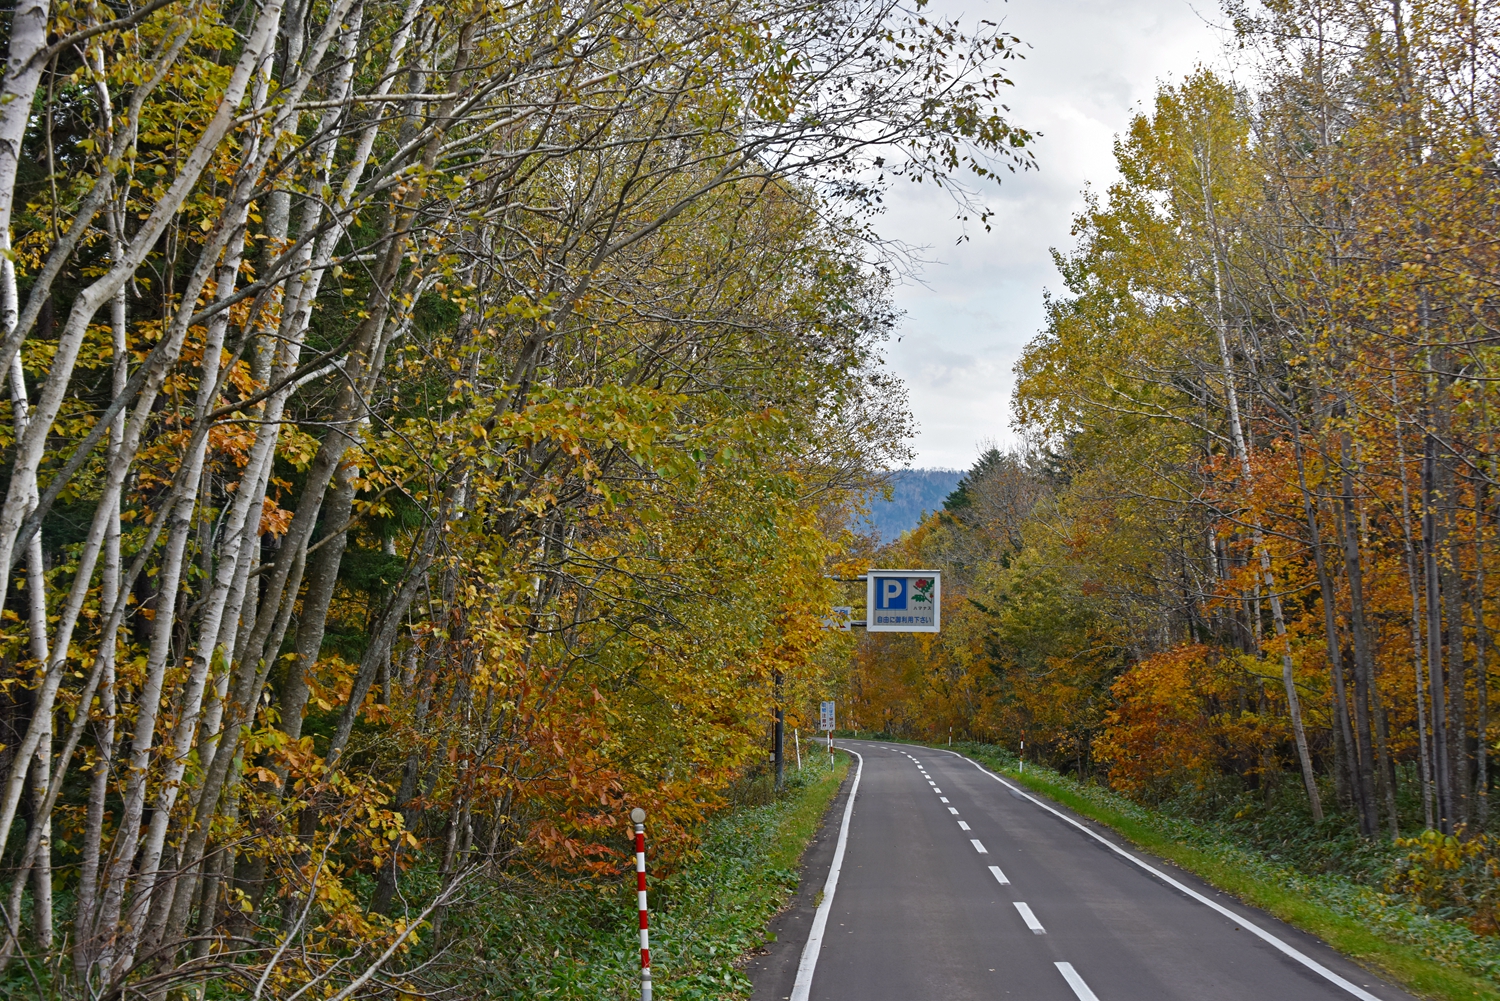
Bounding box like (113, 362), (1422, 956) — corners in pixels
(880, 578), (906, 609)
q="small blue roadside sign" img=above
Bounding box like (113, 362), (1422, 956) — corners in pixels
(821, 606), (854, 631)
(865, 569), (941, 633)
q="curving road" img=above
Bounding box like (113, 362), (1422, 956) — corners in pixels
(751, 740), (1420, 1001)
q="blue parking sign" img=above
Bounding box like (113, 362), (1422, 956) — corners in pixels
(864, 570), (941, 633)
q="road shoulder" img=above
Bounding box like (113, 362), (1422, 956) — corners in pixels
(744, 754), (856, 1001)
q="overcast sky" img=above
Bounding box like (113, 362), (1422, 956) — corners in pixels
(879, 0), (1232, 470)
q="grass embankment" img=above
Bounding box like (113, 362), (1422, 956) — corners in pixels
(431, 751), (848, 999)
(858, 735), (1499, 1001)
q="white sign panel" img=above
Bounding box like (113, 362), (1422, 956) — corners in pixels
(865, 569), (941, 633)
(822, 606), (854, 632)
(820, 701), (836, 731)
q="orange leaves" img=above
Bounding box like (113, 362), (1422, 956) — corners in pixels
(308, 655), (357, 715)
(1095, 645), (1233, 796)
(246, 765), (281, 785)
(258, 495), (293, 537)
(208, 421), (258, 467)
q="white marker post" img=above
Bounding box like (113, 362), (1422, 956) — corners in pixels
(631, 807), (651, 1001)
(794, 728), (802, 771)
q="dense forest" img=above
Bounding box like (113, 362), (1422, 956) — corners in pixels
(861, 468), (962, 543)
(0, 0), (1030, 995)
(851, 0), (1500, 927)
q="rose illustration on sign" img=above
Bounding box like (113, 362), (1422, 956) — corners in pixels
(911, 578), (934, 605)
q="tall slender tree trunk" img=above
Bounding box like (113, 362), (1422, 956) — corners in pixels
(1295, 436), (1362, 819)
(1478, 442), (1494, 828)
(1424, 433), (1455, 832)
(5, 338), (52, 955)
(1337, 431), (1381, 837)
(1211, 322), (1322, 818)
(1440, 466), (1471, 824)
(1370, 679), (1400, 839)
(75, 181), (128, 977)
(1393, 368), (1435, 829)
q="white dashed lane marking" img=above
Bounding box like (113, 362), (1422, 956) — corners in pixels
(1055, 962), (1100, 1000)
(970, 839), (988, 854)
(1014, 902), (1046, 935)
(988, 865), (1010, 885)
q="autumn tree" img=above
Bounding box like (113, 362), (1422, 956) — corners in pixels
(0, 0), (1032, 995)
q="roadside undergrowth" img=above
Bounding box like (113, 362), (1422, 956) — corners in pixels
(860, 735), (1500, 1001)
(422, 752), (849, 999)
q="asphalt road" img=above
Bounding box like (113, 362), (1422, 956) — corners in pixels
(766, 740), (1421, 1001)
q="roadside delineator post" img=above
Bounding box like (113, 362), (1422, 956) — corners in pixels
(631, 807), (652, 1001)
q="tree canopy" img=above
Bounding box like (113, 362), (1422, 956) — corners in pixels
(0, 0), (1031, 994)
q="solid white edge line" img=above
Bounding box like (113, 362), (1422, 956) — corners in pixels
(789, 748), (864, 1001)
(931, 747), (1385, 1001)
(988, 864), (1010, 885)
(1055, 962), (1101, 1001)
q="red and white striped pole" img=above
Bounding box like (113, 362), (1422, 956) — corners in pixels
(631, 806), (652, 1001)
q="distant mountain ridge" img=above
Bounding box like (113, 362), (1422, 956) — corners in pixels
(861, 468), (963, 543)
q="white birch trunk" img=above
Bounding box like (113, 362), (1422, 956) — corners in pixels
(0, 0), (51, 261)
(0, 0), (287, 625)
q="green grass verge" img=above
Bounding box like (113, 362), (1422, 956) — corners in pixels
(428, 752), (849, 999)
(855, 735), (1500, 1001)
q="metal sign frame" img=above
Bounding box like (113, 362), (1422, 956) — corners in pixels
(864, 569), (941, 633)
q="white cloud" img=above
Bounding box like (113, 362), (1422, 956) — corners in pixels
(879, 0), (1230, 468)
